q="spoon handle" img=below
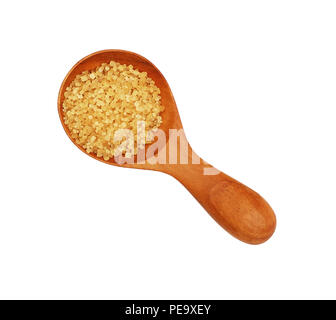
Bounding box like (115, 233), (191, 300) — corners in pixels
(165, 153), (276, 244)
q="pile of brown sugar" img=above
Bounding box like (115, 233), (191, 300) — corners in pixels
(63, 60), (164, 160)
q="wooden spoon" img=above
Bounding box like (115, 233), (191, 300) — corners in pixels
(58, 49), (276, 244)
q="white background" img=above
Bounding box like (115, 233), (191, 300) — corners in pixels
(0, 0), (335, 299)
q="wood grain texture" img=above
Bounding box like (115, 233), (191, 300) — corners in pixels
(58, 49), (276, 244)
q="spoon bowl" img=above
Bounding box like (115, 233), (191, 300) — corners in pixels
(58, 49), (276, 244)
